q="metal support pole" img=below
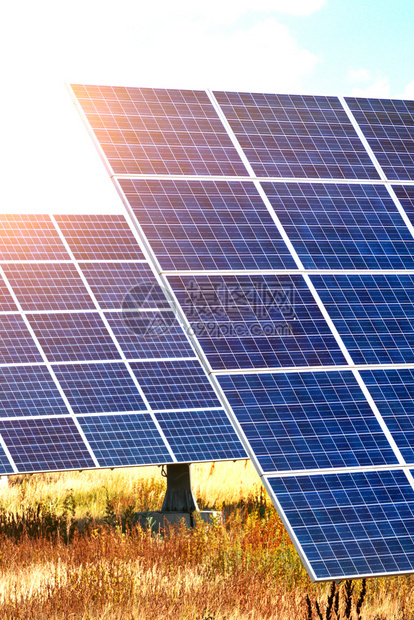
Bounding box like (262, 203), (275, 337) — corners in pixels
(161, 463), (198, 513)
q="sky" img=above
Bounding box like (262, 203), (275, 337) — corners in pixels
(1, 0), (413, 214)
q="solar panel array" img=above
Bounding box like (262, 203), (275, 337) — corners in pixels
(0, 213), (246, 475)
(67, 84), (414, 581)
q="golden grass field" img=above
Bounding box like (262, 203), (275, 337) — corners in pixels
(0, 460), (412, 619)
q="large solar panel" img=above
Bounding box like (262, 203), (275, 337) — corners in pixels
(5, 83), (412, 582)
(0, 212), (246, 483)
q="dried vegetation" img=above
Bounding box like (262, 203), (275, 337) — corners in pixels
(0, 460), (411, 619)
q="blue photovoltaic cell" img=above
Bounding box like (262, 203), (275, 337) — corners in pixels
(346, 97), (414, 181)
(80, 262), (171, 309)
(312, 274), (414, 365)
(0, 276), (18, 312)
(104, 310), (194, 359)
(71, 85), (248, 176)
(77, 413), (172, 467)
(119, 178), (297, 270)
(53, 362), (146, 414)
(0, 215), (70, 261)
(27, 312), (120, 362)
(393, 185), (414, 228)
(0, 446), (13, 475)
(3, 263), (95, 311)
(129, 359), (221, 410)
(0, 315), (43, 364)
(54, 214), (145, 261)
(0, 418), (95, 472)
(218, 371), (396, 473)
(269, 470), (414, 579)
(155, 409), (247, 462)
(360, 368), (414, 464)
(262, 182), (414, 269)
(0, 365), (68, 417)
(169, 274), (346, 370)
(214, 91), (380, 180)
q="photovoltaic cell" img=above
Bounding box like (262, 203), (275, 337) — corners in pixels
(119, 178), (297, 270)
(0, 276), (18, 312)
(0, 365), (69, 417)
(53, 362), (147, 414)
(54, 214), (145, 260)
(346, 97), (414, 181)
(0, 315), (43, 364)
(262, 182), (414, 270)
(71, 85), (248, 177)
(80, 262), (171, 309)
(169, 274), (346, 370)
(0, 447), (14, 475)
(129, 359), (221, 410)
(218, 371), (396, 473)
(214, 91), (380, 180)
(360, 368), (414, 464)
(27, 312), (120, 362)
(312, 274), (414, 365)
(0, 215), (70, 261)
(3, 263), (95, 311)
(0, 418), (95, 472)
(392, 185), (414, 228)
(154, 409), (247, 462)
(104, 310), (195, 359)
(269, 470), (414, 579)
(77, 413), (172, 467)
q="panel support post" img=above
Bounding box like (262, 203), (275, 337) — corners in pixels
(161, 463), (198, 513)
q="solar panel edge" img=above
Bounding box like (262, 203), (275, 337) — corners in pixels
(266, 467), (414, 581)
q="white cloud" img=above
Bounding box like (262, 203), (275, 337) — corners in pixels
(347, 69), (390, 98)
(350, 78), (390, 98)
(402, 80), (414, 99)
(0, 0), (321, 213)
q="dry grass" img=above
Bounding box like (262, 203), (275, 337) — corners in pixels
(0, 461), (412, 619)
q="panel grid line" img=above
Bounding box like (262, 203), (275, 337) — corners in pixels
(209, 88), (411, 473)
(0, 264), (100, 468)
(50, 215), (177, 463)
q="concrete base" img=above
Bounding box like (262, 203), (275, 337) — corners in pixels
(136, 510), (221, 531)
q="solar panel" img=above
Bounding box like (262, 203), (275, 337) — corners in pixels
(20, 83), (414, 581)
(312, 274), (414, 365)
(119, 179), (297, 270)
(345, 98), (414, 181)
(218, 371), (398, 472)
(77, 413), (173, 467)
(129, 359), (221, 410)
(3, 263), (95, 311)
(261, 182), (414, 270)
(53, 362), (147, 414)
(0, 215), (70, 261)
(213, 91), (380, 179)
(0, 212), (245, 482)
(54, 214), (145, 261)
(269, 470), (414, 579)
(154, 409), (247, 462)
(169, 273), (346, 369)
(80, 262), (171, 309)
(70, 85), (248, 177)
(0, 418), (96, 472)
(104, 310), (195, 359)
(0, 365), (69, 418)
